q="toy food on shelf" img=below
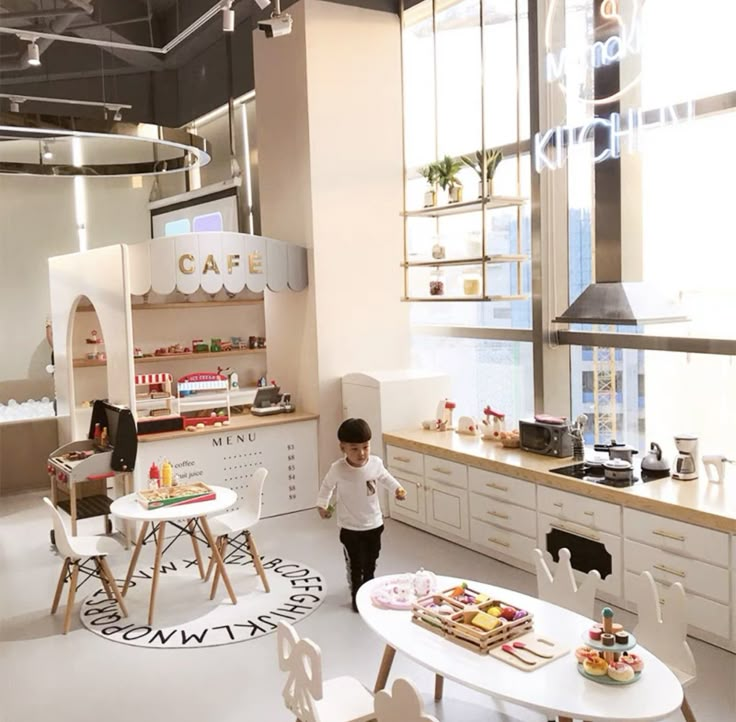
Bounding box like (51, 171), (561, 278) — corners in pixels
(86, 329), (103, 344)
(456, 416), (480, 435)
(575, 606), (643, 685)
(481, 405), (506, 440)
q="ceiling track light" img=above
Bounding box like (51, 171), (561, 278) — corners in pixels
(26, 39), (40, 66)
(221, 1), (235, 32)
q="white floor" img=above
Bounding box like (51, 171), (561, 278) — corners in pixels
(1, 490), (734, 722)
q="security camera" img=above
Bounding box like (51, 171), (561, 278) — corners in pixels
(257, 13), (292, 38)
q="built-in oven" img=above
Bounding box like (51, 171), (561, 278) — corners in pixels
(537, 513), (622, 600)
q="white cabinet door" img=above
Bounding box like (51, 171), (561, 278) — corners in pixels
(425, 478), (469, 540)
(388, 471), (425, 525)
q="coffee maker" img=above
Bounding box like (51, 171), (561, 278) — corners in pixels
(672, 434), (699, 480)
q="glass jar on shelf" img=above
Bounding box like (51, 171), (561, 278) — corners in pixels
(461, 269), (482, 296)
(431, 234), (446, 260)
(429, 267), (446, 296)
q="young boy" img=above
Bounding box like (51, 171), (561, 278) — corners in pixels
(316, 418), (406, 611)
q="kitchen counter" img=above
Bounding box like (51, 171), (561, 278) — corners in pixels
(138, 410), (319, 442)
(383, 428), (736, 533)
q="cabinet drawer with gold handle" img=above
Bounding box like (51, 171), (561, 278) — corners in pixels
(424, 454), (467, 489)
(468, 467), (535, 509)
(470, 491), (536, 538)
(624, 539), (729, 604)
(385, 445), (423, 477)
(471, 517), (537, 564)
(623, 509), (728, 567)
(538, 486), (620, 534)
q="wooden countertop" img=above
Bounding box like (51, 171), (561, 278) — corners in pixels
(138, 411), (319, 443)
(384, 428), (736, 534)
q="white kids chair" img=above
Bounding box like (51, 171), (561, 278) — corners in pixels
(374, 678), (439, 722)
(632, 571), (698, 722)
(205, 467), (270, 598)
(276, 620), (375, 722)
(44, 497), (128, 634)
(533, 547), (601, 618)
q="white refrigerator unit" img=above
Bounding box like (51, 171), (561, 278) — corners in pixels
(341, 369), (451, 515)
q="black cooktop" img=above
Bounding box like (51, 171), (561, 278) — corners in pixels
(549, 461), (668, 487)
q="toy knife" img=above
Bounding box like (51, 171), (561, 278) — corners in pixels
(512, 641), (554, 658)
(501, 643), (537, 665)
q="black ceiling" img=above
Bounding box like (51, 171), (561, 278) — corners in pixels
(0, 0), (401, 126)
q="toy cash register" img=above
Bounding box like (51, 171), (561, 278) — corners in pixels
(249, 385), (295, 416)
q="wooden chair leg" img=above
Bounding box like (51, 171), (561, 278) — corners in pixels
(434, 674), (444, 701)
(94, 557), (114, 599)
(681, 695), (698, 722)
(210, 536), (228, 599)
(51, 558), (70, 614)
(99, 556), (128, 618)
(246, 530), (270, 593)
(204, 534), (223, 582)
(63, 562), (80, 634)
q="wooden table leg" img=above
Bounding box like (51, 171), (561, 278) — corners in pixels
(200, 516), (237, 605)
(187, 520), (205, 579)
(434, 674), (444, 701)
(558, 717), (573, 722)
(210, 537), (228, 598)
(122, 521), (149, 596)
(681, 696), (698, 722)
(373, 644), (396, 692)
(147, 521), (167, 626)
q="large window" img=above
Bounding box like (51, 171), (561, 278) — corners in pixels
(404, 0), (736, 454)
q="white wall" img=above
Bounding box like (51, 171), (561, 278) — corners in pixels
(0, 175), (151, 396)
(255, 0), (409, 476)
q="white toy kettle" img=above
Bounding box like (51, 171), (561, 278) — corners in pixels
(413, 568), (437, 597)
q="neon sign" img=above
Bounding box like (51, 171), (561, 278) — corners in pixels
(535, 0), (692, 172)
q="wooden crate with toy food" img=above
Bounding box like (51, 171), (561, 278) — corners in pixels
(412, 581), (533, 654)
(137, 482), (215, 510)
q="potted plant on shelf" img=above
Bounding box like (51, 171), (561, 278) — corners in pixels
(436, 155), (464, 204)
(462, 148), (503, 198)
(419, 162), (440, 207)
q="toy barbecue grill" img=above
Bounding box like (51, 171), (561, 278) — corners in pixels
(47, 400), (137, 542)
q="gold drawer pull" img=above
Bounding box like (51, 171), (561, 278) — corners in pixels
(487, 510), (509, 520)
(652, 529), (686, 542)
(405, 478), (421, 487)
(488, 537), (510, 548)
(393, 456), (411, 463)
(584, 511), (594, 516)
(659, 598), (665, 605)
(553, 502), (563, 508)
(653, 563), (686, 578)
(486, 482), (509, 492)
(553, 523), (600, 542)
(432, 467), (452, 475)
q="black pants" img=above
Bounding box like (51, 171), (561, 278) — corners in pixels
(340, 525), (384, 604)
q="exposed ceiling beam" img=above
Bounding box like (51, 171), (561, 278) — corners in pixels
(0, 8), (87, 25)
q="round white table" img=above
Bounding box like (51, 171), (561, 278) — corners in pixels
(111, 485), (237, 625)
(357, 576), (683, 722)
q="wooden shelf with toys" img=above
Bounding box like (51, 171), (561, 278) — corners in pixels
(73, 348), (266, 368)
(77, 299), (263, 312)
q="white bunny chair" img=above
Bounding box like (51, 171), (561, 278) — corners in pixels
(44, 497), (128, 634)
(374, 678), (438, 722)
(277, 621), (375, 722)
(632, 571), (698, 722)
(533, 547), (601, 618)
(206, 467), (270, 598)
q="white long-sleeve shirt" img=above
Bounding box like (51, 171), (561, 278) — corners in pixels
(316, 455), (401, 531)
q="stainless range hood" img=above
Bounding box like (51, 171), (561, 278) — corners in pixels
(554, 281), (689, 326)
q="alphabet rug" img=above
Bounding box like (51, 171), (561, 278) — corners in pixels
(79, 554), (326, 648)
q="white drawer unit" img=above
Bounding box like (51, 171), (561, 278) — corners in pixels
(538, 486), (621, 535)
(471, 517), (538, 564)
(388, 470), (425, 525)
(424, 454), (467, 489)
(470, 492), (536, 539)
(624, 571), (731, 640)
(538, 512), (623, 598)
(425, 477), (469, 540)
(468, 467), (535, 509)
(624, 508), (729, 567)
(624, 539), (730, 605)
(385, 445), (424, 477)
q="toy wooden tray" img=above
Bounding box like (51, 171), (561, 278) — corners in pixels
(488, 631), (568, 671)
(412, 591), (533, 654)
(137, 482), (215, 509)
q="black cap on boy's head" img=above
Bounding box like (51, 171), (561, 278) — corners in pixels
(337, 418), (372, 443)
